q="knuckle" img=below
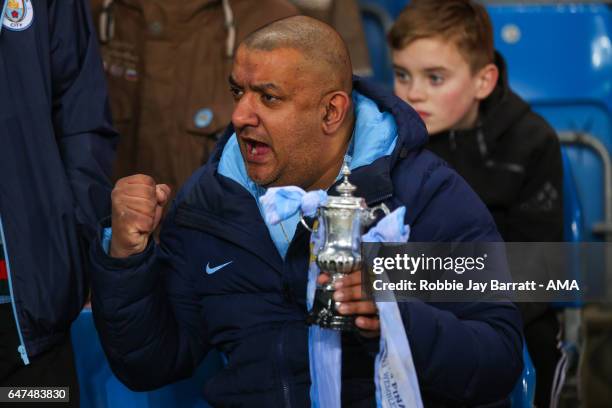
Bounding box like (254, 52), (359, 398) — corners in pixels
(115, 177), (129, 187)
(147, 200), (157, 213)
(137, 174), (156, 186)
(144, 185), (157, 200)
(111, 188), (122, 201)
(143, 216), (155, 232)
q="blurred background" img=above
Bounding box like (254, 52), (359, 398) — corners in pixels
(72, 1), (612, 407)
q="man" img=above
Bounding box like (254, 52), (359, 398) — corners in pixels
(90, 16), (523, 406)
(0, 0), (116, 405)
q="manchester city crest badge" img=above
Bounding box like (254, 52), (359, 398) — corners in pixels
(2, 0), (34, 31)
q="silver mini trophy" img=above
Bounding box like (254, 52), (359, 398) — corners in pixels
(307, 164), (389, 331)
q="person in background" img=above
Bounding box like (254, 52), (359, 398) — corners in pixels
(389, 1), (563, 406)
(88, 16), (523, 407)
(288, 0), (372, 76)
(90, 0), (298, 198)
(0, 0), (116, 405)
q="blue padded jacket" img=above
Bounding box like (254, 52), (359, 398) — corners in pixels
(89, 77), (522, 407)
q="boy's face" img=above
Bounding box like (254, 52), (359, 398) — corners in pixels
(392, 37), (487, 135)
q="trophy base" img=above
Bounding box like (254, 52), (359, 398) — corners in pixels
(307, 287), (357, 332)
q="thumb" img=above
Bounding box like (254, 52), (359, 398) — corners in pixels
(156, 184), (171, 206)
(153, 184), (171, 229)
(317, 273), (330, 286)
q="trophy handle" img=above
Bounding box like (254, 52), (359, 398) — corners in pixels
(300, 216), (314, 232)
(367, 203), (390, 223)
(370, 203), (391, 219)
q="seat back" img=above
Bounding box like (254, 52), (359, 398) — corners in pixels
(489, 3), (612, 243)
(555, 147), (586, 308)
(358, 0), (402, 86)
(510, 343), (536, 408)
(71, 308), (223, 408)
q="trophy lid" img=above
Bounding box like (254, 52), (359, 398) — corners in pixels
(325, 164), (366, 210)
(336, 164), (357, 197)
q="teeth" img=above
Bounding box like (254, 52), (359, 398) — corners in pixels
(251, 145), (257, 154)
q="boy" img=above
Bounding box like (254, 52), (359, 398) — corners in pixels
(389, 1), (563, 407)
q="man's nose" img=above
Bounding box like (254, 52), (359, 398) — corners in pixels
(232, 94), (259, 129)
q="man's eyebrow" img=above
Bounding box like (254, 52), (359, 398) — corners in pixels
(228, 76), (283, 94)
(251, 82), (282, 93)
(228, 75), (240, 87)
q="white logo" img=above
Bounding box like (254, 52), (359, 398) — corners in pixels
(3, 0), (34, 32)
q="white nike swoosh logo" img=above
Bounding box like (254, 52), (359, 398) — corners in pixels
(205, 261), (233, 275)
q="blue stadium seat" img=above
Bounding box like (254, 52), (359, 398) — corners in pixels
(359, 0), (398, 87)
(358, 0), (410, 87)
(510, 343), (536, 408)
(359, 0), (408, 19)
(562, 147), (585, 244)
(489, 3), (612, 243)
(554, 147), (585, 308)
(71, 308), (223, 408)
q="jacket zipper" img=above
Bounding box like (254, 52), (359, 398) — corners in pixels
(0, 216), (30, 365)
(0, 0), (8, 37)
(177, 205), (294, 406)
(256, 184), (293, 407)
(278, 325), (292, 408)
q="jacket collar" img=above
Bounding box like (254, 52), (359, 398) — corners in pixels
(348, 77), (428, 203)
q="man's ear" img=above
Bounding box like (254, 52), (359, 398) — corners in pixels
(475, 63), (499, 101)
(321, 91), (351, 135)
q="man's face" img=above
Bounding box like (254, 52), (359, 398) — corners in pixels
(392, 37), (482, 135)
(229, 46), (326, 189)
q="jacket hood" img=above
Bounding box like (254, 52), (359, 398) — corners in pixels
(478, 52), (531, 145)
(352, 76), (428, 156)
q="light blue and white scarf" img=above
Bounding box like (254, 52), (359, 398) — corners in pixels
(260, 187), (423, 408)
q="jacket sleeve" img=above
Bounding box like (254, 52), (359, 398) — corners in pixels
(402, 160), (524, 405)
(49, 0), (118, 239)
(89, 209), (210, 391)
(506, 120), (564, 242)
(505, 120), (563, 326)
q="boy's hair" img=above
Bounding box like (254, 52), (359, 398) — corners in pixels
(388, 0), (494, 72)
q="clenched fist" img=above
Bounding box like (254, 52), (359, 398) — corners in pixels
(110, 174), (171, 258)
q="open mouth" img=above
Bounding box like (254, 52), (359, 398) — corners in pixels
(241, 137), (272, 163)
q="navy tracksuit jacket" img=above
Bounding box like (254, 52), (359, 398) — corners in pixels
(0, 0), (116, 361)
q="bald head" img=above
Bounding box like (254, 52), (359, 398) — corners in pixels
(241, 16), (353, 94)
